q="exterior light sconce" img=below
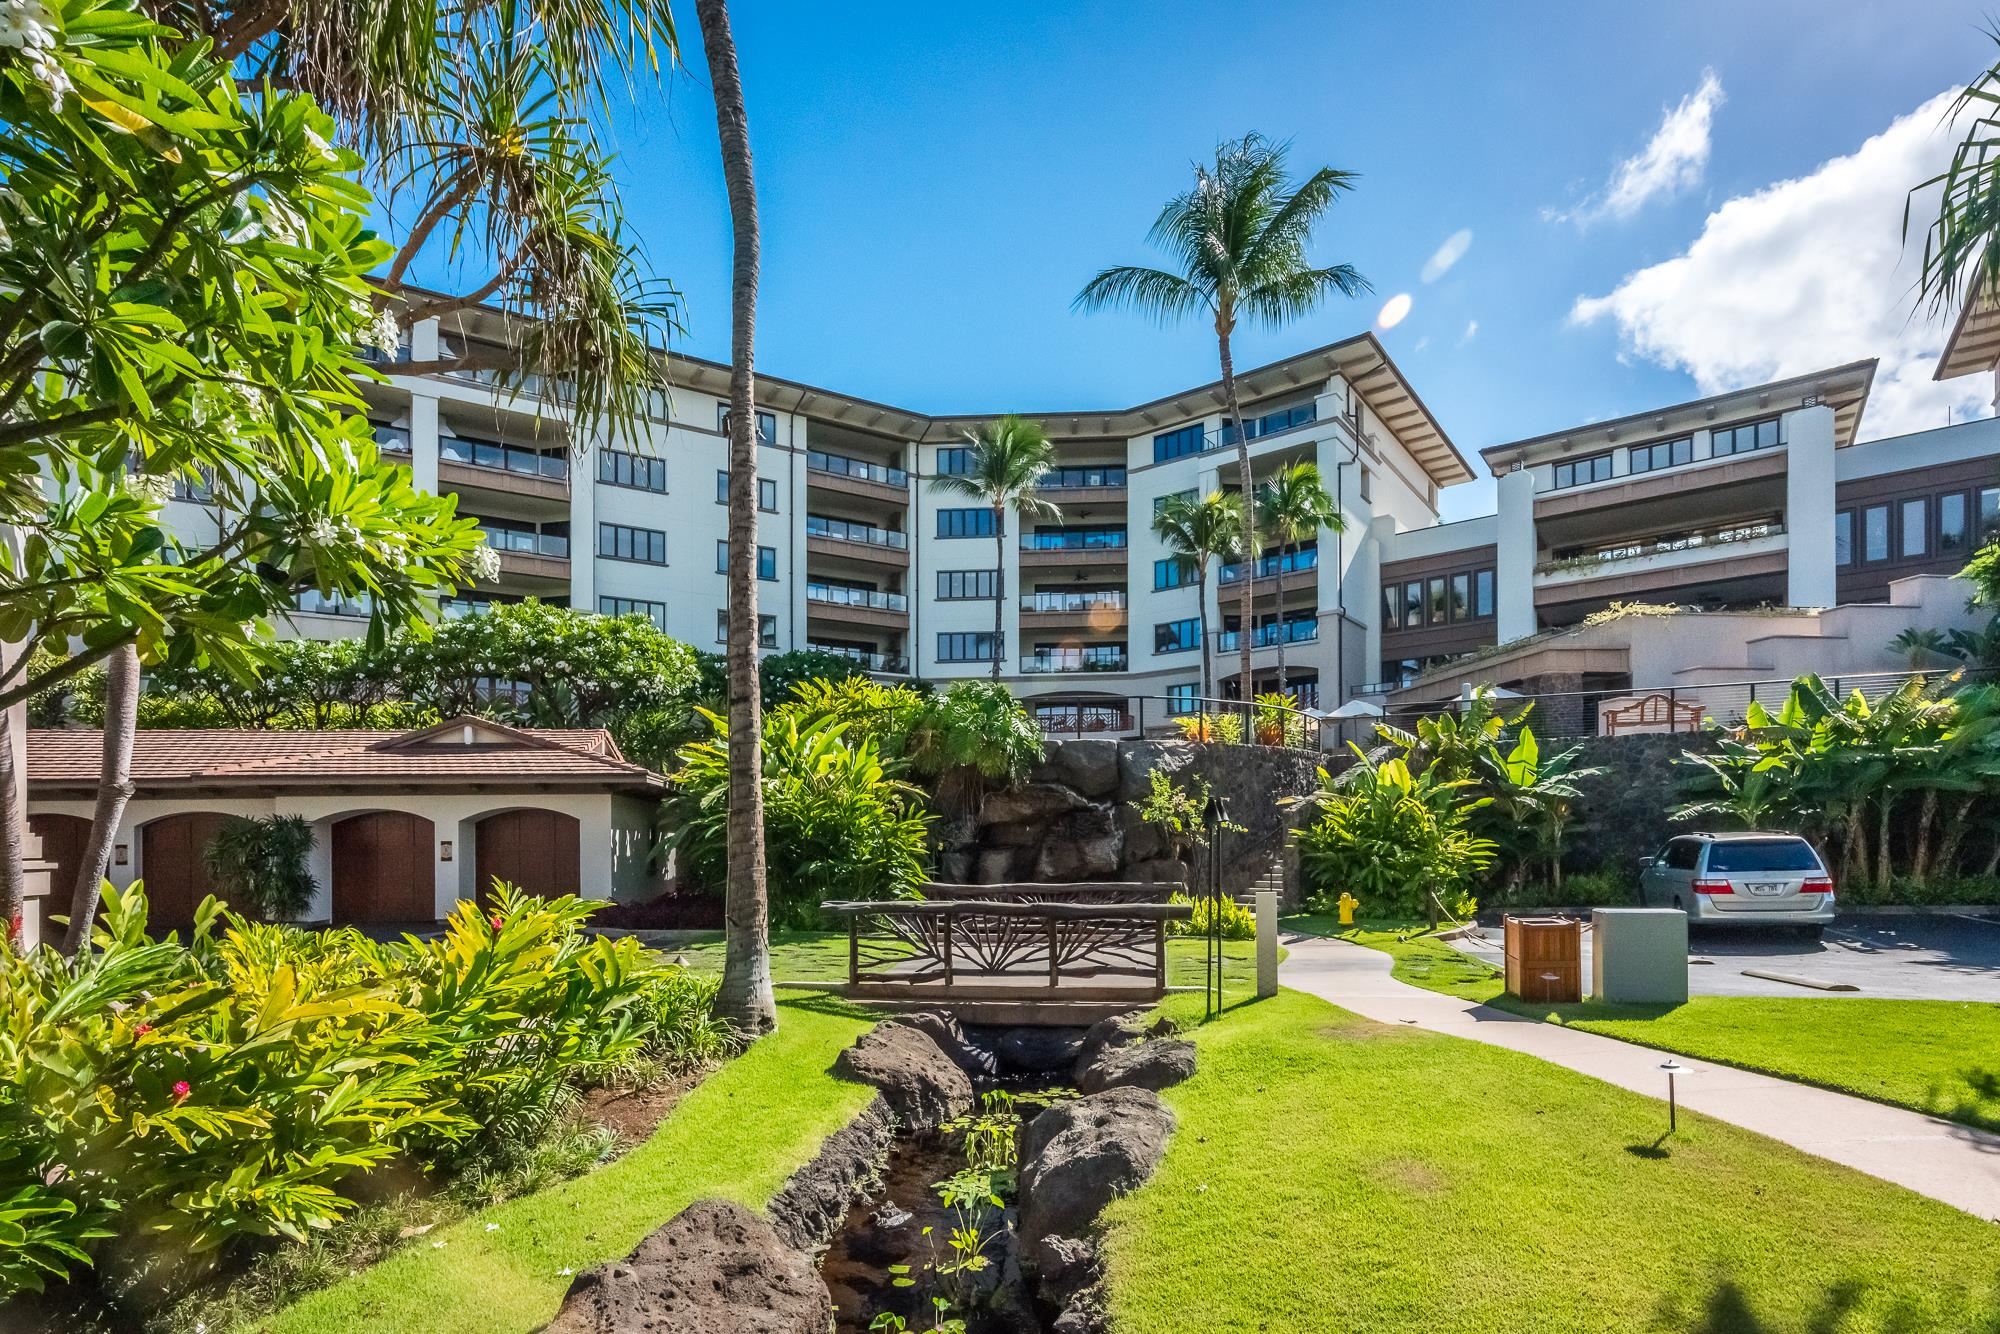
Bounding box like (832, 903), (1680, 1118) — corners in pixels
(439, 840), (454, 862)
(114, 844), (128, 866)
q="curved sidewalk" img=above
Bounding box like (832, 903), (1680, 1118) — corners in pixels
(1281, 931), (2000, 1220)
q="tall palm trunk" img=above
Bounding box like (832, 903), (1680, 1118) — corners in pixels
(1217, 322), (1254, 712)
(697, 0), (776, 1037)
(991, 504), (1005, 682)
(1273, 538), (1291, 700)
(0, 712), (23, 953)
(65, 642), (138, 954)
(1196, 564), (1212, 701)
(1935, 794), (1977, 880)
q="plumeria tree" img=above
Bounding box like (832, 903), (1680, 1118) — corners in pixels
(0, 1), (485, 948)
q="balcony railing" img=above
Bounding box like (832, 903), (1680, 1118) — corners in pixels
(808, 449), (908, 489)
(806, 515), (908, 549)
(480, 525), (570, 559)
(809, 643), (909, 673)
(1022, 530), (1128, 552)
(1041, 465), (1127, 489)
(1536, 522), (1788, 576)
(1021, 589), (1127, 613)
(295, 589), (372, 618)
(1021, 647), (1129, 673)
(1216, 620), (1319, 651)
(442, 435), (568, 482)
(1219, 545), (1319, 585)
(1035, 705), (1133, 736)
(807, 583), (909, 613)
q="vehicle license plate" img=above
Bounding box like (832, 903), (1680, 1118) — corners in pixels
(1745, 882), (1783, 896)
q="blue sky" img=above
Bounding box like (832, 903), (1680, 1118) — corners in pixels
(561, 2), (1992, 520)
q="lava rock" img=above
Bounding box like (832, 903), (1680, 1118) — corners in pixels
(1115, 740), (1197, 802)
(1043, 739), (1121, 799)
(1075, 1039), (1198, 1095)
(1034, 806), (1123, 880)
(1124, 857), (1190, 887)
(542, 1198), (829, 1334)
(767, 1096), (894, 1253)
(1068, 1014), (1148, 1078)
(834, 1023), (974, 1131)
(996, 1025), (1089, 1074)
(1017, 1087), (1176, 1273)
(977, 847), (1024, 884)
(978, 782), (1091, 826)
(898, 1010), (1002, 1078)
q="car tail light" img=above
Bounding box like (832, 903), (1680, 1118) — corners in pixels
(1800, 876), (1834, 894)
(1691, 879), (1732, 895)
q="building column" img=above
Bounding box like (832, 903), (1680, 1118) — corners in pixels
(1495, 466), (1538, 643)
(1785, 404), (1838, 609)
(568, 429), (597, 613)
(1361, 515), (1394, 688)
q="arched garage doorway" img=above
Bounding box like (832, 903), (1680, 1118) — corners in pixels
(140, 811), (236, 929)
(475, 809), (580, 906)
(27, 812), (90, 940)
(330, 811), (436, 924)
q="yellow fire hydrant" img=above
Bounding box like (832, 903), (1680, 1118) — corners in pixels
(1337, 892), (1359, 926)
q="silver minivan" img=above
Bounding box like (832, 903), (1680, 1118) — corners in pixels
(1637, 832), (1837, 937)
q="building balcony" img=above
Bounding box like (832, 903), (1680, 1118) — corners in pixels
(809, 643), (909, 674)
(808, 449), (909, 504)
(439, 435), (569, 503)
(1218, 545), (1318, 588)
(1038, 465), (1128, 506)
(1019, 531), (1128, 568)
(1033, 702), (1135, 736)
(1216, 619), (1319, 652)
(806, 515), (910, 568)
(1019, 589), (1128, 630)
(806, 582), (910, 630)
(1534, 525), (1790, 607)
(1021, 646), (1129, 674)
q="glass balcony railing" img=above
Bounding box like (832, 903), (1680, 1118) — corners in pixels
(1041, 465), (1127, 489)
(1022, 529), (1128, 552)
(441, 435), (568, 482)
(808, 449), (909, 488)
(809, 643), (909, 673)
(806, 515), (908, 549)
(1536, 522), (1788, 576)
(1021, 590), (1127, 613)
(1218, 401), (1318, 448)
(807, 583), (909, 613)
(480, 525), (570, 559)
(1216, 620), (1319, 651)
(1219, 545), (1319, 585)
(1021, 646), (1129, 673)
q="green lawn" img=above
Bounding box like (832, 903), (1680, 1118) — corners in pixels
(1307, 916), (2000, 1133)
(252, 991), (875, 1334)
(1103, 988), (2000, 1334)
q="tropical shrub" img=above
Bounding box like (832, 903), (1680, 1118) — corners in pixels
(902, 680), (1046, 816)
(0, 882), (700, 1301)
(1253, 692), (1311, 748)
(1295, 750), (1494, 919)
(659, 706), (932, 927)
(1173, 710), (1243, 744)
(1473, 726), (1604, 896)
(203, 815), (318, 921)
(1165, 891), (1256, 940)
(1130, 768), (1238, 873)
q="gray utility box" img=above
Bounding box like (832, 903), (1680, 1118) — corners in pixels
(1591, 908), (1689, 1005)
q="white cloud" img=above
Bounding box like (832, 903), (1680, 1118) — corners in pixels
(1412, 336), (1431, 353)
(1460, 319), (1479, 345)
(1421, 229), (1472, 283)
(1376, 292), (1412, 329)
(1552, 70), (1724, 225)
(1570, 89), (1989, 441)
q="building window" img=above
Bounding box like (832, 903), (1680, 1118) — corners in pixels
(716, 402), (776, 443)
(1982, 487), (2000, 544)
(1153, 487), (1198, 516)
(1628, 436), (1692, 474)
(1154, 618), (1200, 654)
(1152, 423), (1205, 463)
(1426, 576), (1448, 625)
(599, 522), (665, 565)
(715, 470), (728, 504)
(1834, 510), (1854, 567)
(1449, 573), (1471, 620)
(760, 478), (778, 512)
(1154, 556), (1196, 590)
(758, 545), (778, 581)
(1552, 452), (1614, 490)
(599, 596), (668, 629)
(1358, 466), (1372, 503)
(1402, 581), (1424, 627)
(1711, 416), (1782, 458)
(1901, 497), (1929, 560)
(1941, 492), (1969, 554)
(938, 632), (999, 662)
(716, 610), (778, 647)
(1166, 682), (1200, 715)
(936, 446), (974, 476)
(1474, 569), (1495, 619)
(1381, 585), (1401, 631)
(599, 448), (666, 492)
(937, 507), (997, 538)
(714, 539), (727, 572)
(1862, 504), (1890, 563)
(938, 569), (999, 600)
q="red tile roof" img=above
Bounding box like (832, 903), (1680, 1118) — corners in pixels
(27, 718), (663, 794)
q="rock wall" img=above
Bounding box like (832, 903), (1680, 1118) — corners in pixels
(934, 738), (1327, 898)
(1563, 731), (1718, 878)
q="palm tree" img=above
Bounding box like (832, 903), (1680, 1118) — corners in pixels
(696, 0), (776, 1038)
(1076, 134), (1370, 701)
(1152, 491), (1245, 701)
(1253, 461), (1341, 699)
(1890, 627), (1952, 669)
(1909, 26), (2000, 320)
(930, 416), (1061, 681)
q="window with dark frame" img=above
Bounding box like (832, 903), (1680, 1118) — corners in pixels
(1552, 452), (1614, 490)
(599, 522), (665, 565)
(599, 596), (667, 629)
(937, 631), (999, 662)
(1834, 510), (1853, 567)
(938, 569), (999, 600)
(1900, 497), (1928, 560)
(937, 508), (997, 538)
(1628, 436), (1693, 474)
(1154, 556), (1196, 590)
(716, 402), (775, 443)
(1941, 492), (1969, 553)
(1152, 423), (1205, 463)
(1474, 569), (1495, 618)
(1983, 487), (2000, 543)
(1862, 504), (1890, 563)
(1426, 576), (1448, 625)
(716, 610), (777, 646)
(1166, 682), (1199, 715)
(1382, 585), (1401, 631)
(1711, 416), (1782, 458)
(1154, 618), (1200, 654)
(1449, 573), (1470, 620)
(599, 448), (666, 492)
(759, 478), (778, 512)
(1403, 581), (1424, 627)
(757, 546), (777, 581)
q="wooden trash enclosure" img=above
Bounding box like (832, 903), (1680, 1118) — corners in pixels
(1503, 915), (1582, 1004)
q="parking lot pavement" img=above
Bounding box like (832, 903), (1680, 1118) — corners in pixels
(1446, 912), (2000, 1001)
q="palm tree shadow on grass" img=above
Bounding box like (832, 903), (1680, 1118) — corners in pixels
(1658, 1275), (1944, 1334)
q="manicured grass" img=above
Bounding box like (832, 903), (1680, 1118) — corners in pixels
(1304, 916), (2000, 1132)
(671, 928), (1263, 992)
(253, 992), (875, 1334)
(1103, 988), (2000, 1334)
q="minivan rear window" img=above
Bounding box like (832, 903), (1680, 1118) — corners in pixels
(1705, 840), (1821, 873)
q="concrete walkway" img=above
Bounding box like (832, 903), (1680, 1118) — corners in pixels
(1281, 932), (2000, 1220)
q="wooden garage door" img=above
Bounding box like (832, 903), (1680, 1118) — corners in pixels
(141, 812), (235, 930)
(27, 813), (90, 941)
(331, 812), (436, 924)
(475, 809), (580, 906)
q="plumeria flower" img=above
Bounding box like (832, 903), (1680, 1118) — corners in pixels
(466, 545), (501, 582)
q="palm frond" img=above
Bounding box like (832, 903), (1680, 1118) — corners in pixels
(1072, 265), (1209, 321)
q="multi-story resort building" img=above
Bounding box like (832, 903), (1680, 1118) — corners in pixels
(197, 302), (2000, 738)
